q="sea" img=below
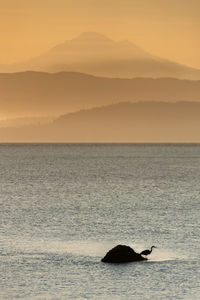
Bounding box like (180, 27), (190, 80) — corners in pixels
(0, 144), (200, 300)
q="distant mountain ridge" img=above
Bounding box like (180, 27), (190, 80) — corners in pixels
(1, 102), (200, 142)
(1, 32), (200, 80)
(1, 71), (200, 118)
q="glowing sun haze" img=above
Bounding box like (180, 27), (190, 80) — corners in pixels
(0, 0), (199, 68)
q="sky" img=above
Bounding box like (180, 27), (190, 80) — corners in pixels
(0, 0), (199, 69)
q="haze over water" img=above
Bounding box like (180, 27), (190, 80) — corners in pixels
(1, 144), (200, 299)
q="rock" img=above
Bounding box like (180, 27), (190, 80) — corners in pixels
(101, 244), (147, 263)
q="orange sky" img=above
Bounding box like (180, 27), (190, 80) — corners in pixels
(0, 0), (199, 69)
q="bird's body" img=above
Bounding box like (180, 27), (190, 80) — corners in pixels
(140, 246), (156, 257)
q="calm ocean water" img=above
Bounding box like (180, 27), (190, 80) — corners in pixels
(0, 144), (200, 300)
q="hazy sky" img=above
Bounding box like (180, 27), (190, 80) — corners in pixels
(0, 0), (199, 68)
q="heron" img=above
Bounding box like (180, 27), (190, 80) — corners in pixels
(140, 246), (157, 257)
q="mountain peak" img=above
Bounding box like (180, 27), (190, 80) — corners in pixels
(1, 32), (200, 80)
(71, 32), (113, 43)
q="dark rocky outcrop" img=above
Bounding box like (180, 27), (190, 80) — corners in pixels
(101, 244), (147, 263)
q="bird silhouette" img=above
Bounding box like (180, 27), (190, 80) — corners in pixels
(140, 246), (157, 257)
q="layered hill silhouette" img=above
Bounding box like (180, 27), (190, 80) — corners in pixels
(1, 32), (200, 80)
(1, 71), (200, 118)
(1, 102), (200, 142)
